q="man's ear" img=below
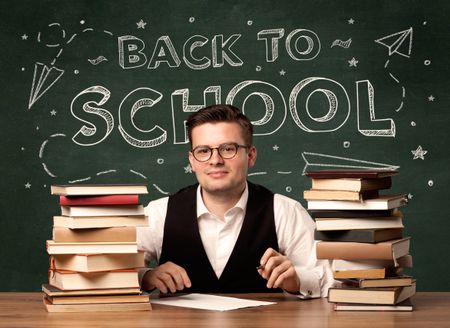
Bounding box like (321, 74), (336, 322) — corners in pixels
(188, 151), (196, 172)
(247, 146), (257, 168)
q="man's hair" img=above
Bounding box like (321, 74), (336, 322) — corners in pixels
(186, 104), (253, 146)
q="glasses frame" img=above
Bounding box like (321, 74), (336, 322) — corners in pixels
(191, 142), (249, 162)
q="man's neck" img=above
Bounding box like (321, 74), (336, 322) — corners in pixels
(201, 186), (245, 219)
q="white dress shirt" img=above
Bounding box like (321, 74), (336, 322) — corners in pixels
(137, 183), (334, 298)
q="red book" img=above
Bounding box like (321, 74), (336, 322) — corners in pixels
(59, 194), (139, 206)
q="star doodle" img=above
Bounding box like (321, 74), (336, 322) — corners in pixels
(136, 19), (147, 29)
(348, 57), (359, 67)
(25, 182), (31, 189)
(428, 95), (435, 101)
(21, 34), (28, 40)
(272, 145), (279, 151)
(279, 69), (286, 76)
(348, 18), (355, 24)
(411, 145), (427, 160)
(50, 110), (57, 116)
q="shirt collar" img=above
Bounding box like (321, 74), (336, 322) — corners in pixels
(196, 182), (249, 219)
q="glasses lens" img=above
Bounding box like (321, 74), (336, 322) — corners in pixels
(193, 147), (211, 161)
(219, 143), (238, 159)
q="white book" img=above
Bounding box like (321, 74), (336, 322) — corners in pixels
(60, 205), (145, 217)
(48, 270), (140, 290)
(307, 195), (407, 210)
(315, 216), (403, 231)
(46, 240), (138, 254)
(53, 215), (148, 229)
(332, 255), (413, 271)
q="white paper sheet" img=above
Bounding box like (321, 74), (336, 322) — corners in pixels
(150, 293), (276, 311)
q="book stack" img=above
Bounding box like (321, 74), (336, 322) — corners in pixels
(304, 170), (416, 311)
(43, 184), (152, 312)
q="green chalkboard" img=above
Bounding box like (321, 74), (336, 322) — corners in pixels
(1, 0), (449, 291)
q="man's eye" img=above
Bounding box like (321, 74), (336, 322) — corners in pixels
(197, 148), (210, 154)
(221, 144), (235, 152)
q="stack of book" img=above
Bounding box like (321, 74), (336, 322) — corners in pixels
(43, 184), (152, 312)
(304, 169), (416, 311)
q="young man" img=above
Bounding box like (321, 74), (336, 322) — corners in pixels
(137, 104), (333, 297)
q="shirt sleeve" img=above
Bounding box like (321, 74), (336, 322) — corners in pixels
(136, 196), (169, 267)
(274, 194), (335, 298)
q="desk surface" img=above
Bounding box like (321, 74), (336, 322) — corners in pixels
(1, 292), (449, 328)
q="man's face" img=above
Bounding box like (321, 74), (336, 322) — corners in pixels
(188, 122), (257, 198)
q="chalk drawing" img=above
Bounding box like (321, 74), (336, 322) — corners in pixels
(88, 56), (108, 65)
(130, 169), (147, 179)
(301, 152), (399, 174)
(375, 27), (413, 58)
(331, 38), (352, 48)
(97, 170), (117, 176)
(136, 19), (147, 29)
(411, 145), (427, 160)
(348, 57), (358, 67)
(118, 87), (167, 148)
(153, 183), (169, 195)
(356, 80), (396, 137)
(28, 62), (64, 109)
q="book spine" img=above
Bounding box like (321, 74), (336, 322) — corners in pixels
(316, 241), (393, 260)
(52, 226), (137, 242)
(59, 195), (139, 206)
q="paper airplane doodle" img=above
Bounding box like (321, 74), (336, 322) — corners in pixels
(301, 152), (399, 174)
(375, 27), (413, 58)
(28, 62), (65, 109)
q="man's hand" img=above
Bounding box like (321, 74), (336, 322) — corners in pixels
(257, 248), (300, 293)
(142, 261), (192, 293)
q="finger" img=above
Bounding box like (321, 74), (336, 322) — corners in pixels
(261, 254), (285, 279)
(159, 272), (178, 293)
(266, 261), (291, 288)
(259, 247), (279, 266)
(171, 267), (192, 290)
(272, 266), (295, 289)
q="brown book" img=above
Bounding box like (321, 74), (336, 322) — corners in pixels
(52, 226), (136, 243)
(304, 189), (379, 201)
(311, 176), (392, 192)
(50, 252), (145, 272)
(328, 282), (416, 305)
(341, 276), (414, 288)
(314, 213), (403, 232)
(45, 292), (150, 305)
(43, 297), (151, 312)
(51, 184), (148, 196)
(53, 215), (148, 229)
(48, 269), (140, 290)
(305, 170), (398, 179)
(334, 268), (388, 279)
(316, 237), (411, 261)
(307, 195), (408, 211)
(42, 283), (141, 296)
(334, 299), (413, 311)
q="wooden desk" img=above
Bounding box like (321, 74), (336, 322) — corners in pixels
(0, 292), (449, 328)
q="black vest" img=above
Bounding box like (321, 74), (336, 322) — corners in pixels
(159, 182), (279, 293)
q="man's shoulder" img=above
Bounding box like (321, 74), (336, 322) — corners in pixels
(274, 192), (301, 206)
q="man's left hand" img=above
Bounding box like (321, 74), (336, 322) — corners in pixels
(258, 247), (300, 293)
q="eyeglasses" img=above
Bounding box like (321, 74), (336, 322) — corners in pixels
(191, 143), (249, 162)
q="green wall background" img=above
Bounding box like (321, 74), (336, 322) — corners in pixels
(0, 0), (449, 291)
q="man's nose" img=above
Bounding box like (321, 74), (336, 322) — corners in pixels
(209, 148), (224, 164)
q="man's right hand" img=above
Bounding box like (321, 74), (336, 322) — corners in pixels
(142, 261), (192, 293)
